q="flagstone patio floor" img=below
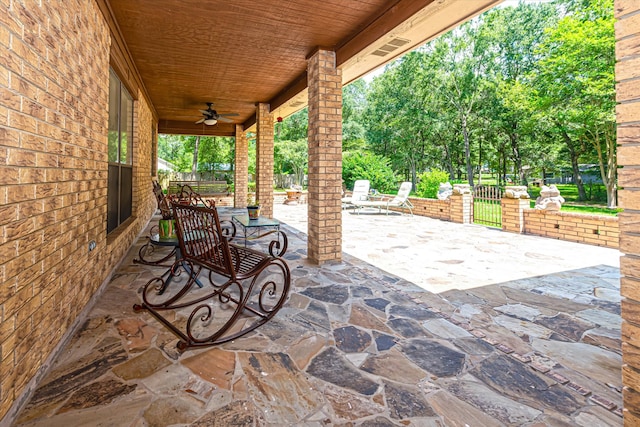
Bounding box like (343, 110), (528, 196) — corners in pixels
(12, 204), (622, 426)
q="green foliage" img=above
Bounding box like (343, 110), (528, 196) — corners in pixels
(354, 0), (616, 207)
(342, 152), (397, 193)
(528, 183), (608, 204)
(197, 136), (234, 173)
(416, 169), (450, 199)
(274, 138), (307, 185)
(275, 109), (307, 142)
(343, 80), (368, 152)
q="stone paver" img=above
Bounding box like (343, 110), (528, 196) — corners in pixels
(13, 205), (622, 426)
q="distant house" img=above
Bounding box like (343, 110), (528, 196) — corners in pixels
(158, 158), (177, 171)
(545, 164), (603, 185)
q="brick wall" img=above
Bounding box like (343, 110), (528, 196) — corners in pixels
(524, 209), (619, 248)
(0, 1), (156, 422)
(387, 194), (620, 250)
(502, 198), (530, 234)
(615, 0), (640, 423)
(307, 49), (342, 264)
(388, 196), (450, 220)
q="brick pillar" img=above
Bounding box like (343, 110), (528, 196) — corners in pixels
(234, 125), (248, 208)
(501, 197), (529, 234)
(307, 49), (342, 264)
(449, 194), (473, 224)
(256, 103), (274, 218)
(616, 1), (640, 423)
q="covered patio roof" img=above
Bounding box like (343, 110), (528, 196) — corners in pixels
(97, 0), (501, 136)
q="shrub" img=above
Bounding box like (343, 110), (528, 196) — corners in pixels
(416, 169), (450, 199)
(342, 152), (397, 193)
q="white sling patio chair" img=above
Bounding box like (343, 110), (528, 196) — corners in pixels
(342, 180), (370, 209)
(353, 181), (414, 216)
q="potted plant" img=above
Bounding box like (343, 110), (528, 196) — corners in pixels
(247, 195), (260, 220)
(158, 202), (176, 240)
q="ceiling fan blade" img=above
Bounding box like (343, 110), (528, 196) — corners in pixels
(217, 116), (234, 123)
(199, 109), (212, 115)
(220, 113), (239, 117)
(195, 118), (205, 124)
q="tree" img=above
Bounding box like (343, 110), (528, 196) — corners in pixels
(158, 134), (193, 171)
(476, 2), (558, 184)
(275, 108), (307, 141)
(274, 138), (307, 186)
(533, 0), (616, 205)
(430, 25), (491, 188)
(343, 80), (368, 151)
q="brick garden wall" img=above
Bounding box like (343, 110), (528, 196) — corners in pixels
(401, 197), (450, 220)
(385, 194), (620, 250)
(524, 210), (619, 249)
(0, 1), (157, 422)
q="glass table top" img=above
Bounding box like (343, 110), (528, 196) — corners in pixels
(232, 215), (280, 228)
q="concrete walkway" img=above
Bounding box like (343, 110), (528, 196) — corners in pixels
(13, 205), (622, 426)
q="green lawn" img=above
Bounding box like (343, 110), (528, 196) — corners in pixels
(526, 200), (621, 216)
(471, 182), (621, 220)
(527, 184), (620, 216)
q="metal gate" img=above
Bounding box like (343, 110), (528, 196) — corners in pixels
(473, 185), (503, 228)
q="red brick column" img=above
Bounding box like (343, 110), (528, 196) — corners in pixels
(234, 125), (248, 208)
(616, 0), (640, 423)
(501, 198), (529, 234)
(256, 103), (274, 218)
(307, 49), (342, 264)
(449, 194), (473, 224)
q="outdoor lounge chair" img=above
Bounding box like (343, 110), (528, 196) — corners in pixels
(341, 179), (370, 209)
(353, 181), (414, 216)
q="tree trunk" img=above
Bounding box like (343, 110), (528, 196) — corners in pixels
(593, 125), (617, 208)
(442, 140), (455, 180)
(509, 132), (524, 185)
(568, 145), (586, 201)
(477, 137), (483, 185)
(559, 127), (587, 201)
(191, 136), (200, 180)
(407, 154), (417, 191)
(462, 115), (474, 187)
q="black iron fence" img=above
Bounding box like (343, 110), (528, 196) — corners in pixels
(473, 185), (503, 228)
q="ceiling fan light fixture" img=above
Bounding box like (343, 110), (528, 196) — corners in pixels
(204, 118), (217, 126)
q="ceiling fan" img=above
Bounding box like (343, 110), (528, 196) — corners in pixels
(195, 102), (239, 125)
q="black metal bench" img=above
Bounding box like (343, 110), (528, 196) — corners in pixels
(134, 201), (290, 352)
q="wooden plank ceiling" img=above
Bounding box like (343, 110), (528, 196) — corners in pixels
(105, 0), (501, 135)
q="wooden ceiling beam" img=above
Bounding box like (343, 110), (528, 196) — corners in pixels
(158, 120), (236, 137)
(269, 72), (308, 114)
(335, 0), (435, 67)
(267, 0), (436, 118)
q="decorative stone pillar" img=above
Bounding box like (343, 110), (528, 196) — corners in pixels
(234, 124), (248, 208)
(534, 185), (564, 211)
(256, 103), (274, 218)
(307, 48), (342, 264)
(449, 185), (472, 224)
(616, 0), (640, 423)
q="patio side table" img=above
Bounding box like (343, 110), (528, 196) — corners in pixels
(232, 215), (288, 257)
